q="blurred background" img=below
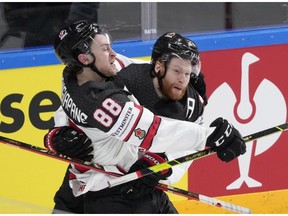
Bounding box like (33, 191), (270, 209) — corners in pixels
(1, 2), (288, 50)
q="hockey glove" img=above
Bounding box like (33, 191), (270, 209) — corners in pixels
(190, 72), (208, 106)
(121, 152), (172, 199)
(44, 126), (93, 161)
(206, 117), (246, 162)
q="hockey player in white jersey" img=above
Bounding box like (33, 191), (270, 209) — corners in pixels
(44, 20), (246, 213)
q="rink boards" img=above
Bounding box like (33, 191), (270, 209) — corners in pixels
(0, 26), (288, 213)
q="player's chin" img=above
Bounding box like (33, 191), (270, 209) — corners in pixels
(111, 64), (118, 72)
(109, 70), (118, 76)
(107, 64), (117, 72)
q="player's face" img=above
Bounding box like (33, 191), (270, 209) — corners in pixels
(90, 34), (118, 76)
(162, 57), (192, 101)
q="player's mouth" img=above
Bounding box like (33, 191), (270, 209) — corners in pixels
(173, 86), (183, 92)
(110, 61), (116, 67)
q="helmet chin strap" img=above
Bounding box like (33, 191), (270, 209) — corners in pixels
(151, 54), (175, 91)
(90, 64), (109, 79)
(87, 54), (110, 79)
(156, 71), (164, 91)
(150, 66), (167, 91)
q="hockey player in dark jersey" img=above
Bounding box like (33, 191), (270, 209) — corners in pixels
(44, 20), (246, 213)
(118, 32), (205, 124)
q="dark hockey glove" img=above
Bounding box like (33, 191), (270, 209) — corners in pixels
(121, 152), (172, 199)
(206, 117), (246, 162)
(44, 126), (93, 161)
(190, 72), (208, 105)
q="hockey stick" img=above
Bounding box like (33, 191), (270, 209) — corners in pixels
(0, 135), (250, 213)
(108, 122), (288, 188)
(157, 183), (251, 214)
(0, 135), (119, 177)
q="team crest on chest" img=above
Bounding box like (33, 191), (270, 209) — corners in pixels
(134, 128), (146, 140)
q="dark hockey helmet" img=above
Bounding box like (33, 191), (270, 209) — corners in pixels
(54, 20), (111, 67)
(151, 32), (199, 67)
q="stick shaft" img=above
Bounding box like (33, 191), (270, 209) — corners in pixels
(0, 135), (119, 177)
(0, 135), (250, 213)
(157, 183), (251, 214)
(108, 122), (288, 188)
(243, 122), (288, 142)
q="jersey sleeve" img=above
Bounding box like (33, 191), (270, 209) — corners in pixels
(88, 96), (213, 154)
(53, 106), (69, 127)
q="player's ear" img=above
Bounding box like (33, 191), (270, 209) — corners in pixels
(78, 54), (92, 65)
(154, 60), (164, 74)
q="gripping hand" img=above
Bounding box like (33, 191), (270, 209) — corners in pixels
(206, 117), (246, 162)
(121, 152), (172, 199)
(44, 126), (93, 161)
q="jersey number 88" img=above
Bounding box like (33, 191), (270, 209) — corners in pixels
(93, 98), (122, 127)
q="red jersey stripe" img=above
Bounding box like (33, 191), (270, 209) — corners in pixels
(139, 115), (161, 151)
(115, 57), (125, 69)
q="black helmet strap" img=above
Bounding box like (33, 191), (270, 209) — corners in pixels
(150, 59), (169, 91)
(86, 53), (109, 79)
